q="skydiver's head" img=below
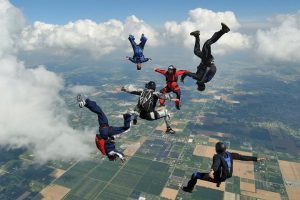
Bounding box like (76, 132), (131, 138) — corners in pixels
(168, 65), (176, 74)
(136, 63), (142, 70)
(215, 142), (227, 154)
(145, 81), (156, 91)
(197, 82), (206, 91)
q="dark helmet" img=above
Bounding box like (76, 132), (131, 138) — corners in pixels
(168, 65), (176, 73)
(197, 82), (206, 91)
(145, 81), (156, 90)
(215, 142), (227, 154)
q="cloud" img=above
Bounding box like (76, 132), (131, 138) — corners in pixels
(255, 11), (300, 63)
(18, 15), (159, 60)
(0, 0), (94, 162)
(164, 8), (250, 55)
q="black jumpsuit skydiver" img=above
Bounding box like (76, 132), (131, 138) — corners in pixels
(181, 24), (230, 91)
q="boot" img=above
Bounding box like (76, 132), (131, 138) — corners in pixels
(221, 22), (230, 33)
(190, 30), (200, 37)
(77, 94), (87, 108)
(166, 127), (176, 134)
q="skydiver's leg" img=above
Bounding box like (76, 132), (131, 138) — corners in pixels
(173, 89), (181, 109)
(159, 87), (169, 106)
(85, 99), (109, 126)
(139, 34), (147, 50)
(202, 24), (229, 60)
(154, 108), (174, 132)
(193, 35), (203, 58)
(183, 172), (216, 192)
(128, 35), (138, 50)
(109, 113), (132, 136)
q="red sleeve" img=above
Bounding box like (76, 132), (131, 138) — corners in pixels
(155, 68), (167, 75)
(176, 70), (189, 76)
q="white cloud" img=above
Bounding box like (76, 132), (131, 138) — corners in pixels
(255, 11), (300, 63)
(0, 0), (94, 162)
(164, 8), (250, 55)
(18, 15), (159, 60)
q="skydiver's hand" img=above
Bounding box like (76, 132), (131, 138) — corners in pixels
(153, 67), (159, 71)
(209, 169), (215, 179)
(121, 86), (126, 92)
(257, 157), (267, 162)
(171, 98), (180, 103)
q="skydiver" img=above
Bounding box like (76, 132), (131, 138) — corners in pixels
(154, 65), (189, 110)
(181, 23), (230, 91)
(127, 34), (151, 70)
(121, 81), (178, 134)
(77, 94), (131, 163)
(182, 142), (267, 192)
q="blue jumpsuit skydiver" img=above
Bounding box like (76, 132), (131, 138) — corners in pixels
(77, 95), (131, 162)
(127, 34), (151, 70)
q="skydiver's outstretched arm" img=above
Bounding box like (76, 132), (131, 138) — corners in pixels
(230, 153), (258, 161)
(180, 72), (201, 83)
(121, 84), (143, 95)
(176, 70), (189, 76)
(154, 67), (167, 75)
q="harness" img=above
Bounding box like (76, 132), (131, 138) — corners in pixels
(165, 72), (178, 82)
(95, 125), (114, 156)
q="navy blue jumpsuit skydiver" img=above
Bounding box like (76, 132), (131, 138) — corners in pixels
(183, 151), (258, 192)
(181, 23), (230, 91)
(85, 98), (131, 160)
(128, 34), (150, 64)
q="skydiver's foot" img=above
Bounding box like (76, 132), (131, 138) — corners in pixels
(166, 127), (176, 134)
(129, 34), (135, 40)
(190, 30), (200, 37)
(77, 94), (87, 108)
(221, 22), (230, 33)
(181, 186), (193, 193)
(133, 118), (138, 125)
(175, 104), (181, 110)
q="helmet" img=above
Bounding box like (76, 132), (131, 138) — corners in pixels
(168, 65), (176, 73)
(215, 142), (227, 154)
(145, 81), (156, 90)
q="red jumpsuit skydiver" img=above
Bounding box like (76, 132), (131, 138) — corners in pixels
(154, 65), (188, 110)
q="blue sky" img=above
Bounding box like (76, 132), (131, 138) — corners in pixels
(11, 0), (300, 24)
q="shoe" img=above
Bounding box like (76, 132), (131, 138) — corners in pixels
(77, 94), (86, 108)
(181, 186), (192, 193)
(190, 30), (200, 37)
(175, 104), (181, 110)
(221, 22), (230, 33)
(166, 127), (176, 134)
(197, 83), (206, 91)
(133, 118), (137, 125)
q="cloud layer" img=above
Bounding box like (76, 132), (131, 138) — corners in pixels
(0, 0), (93, 162)
(255, 11), (300, 63)
(19, 15), (159, 59)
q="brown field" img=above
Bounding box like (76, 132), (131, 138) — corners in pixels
(224, 192), (240, 200)
(233, 160), (255, 180)
(193, 144), (216, 158)
(123, 142), (141, 156)
(196, 179), (225, 191)
(240, 181), (255, 193)
(50, 168), (66, 179)
(285, 185), (300, 200)
(278, 160), (300, 200)
(160, 187), (178, 200)
(33, 184), (70, 200)
(191, 98), (209, 103)
(241, 189), (281, 200)
(278, 160), (300, 181)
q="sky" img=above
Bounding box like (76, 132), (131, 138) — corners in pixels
(10, 0), (300, 24)
(1, 0), (300, 162)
